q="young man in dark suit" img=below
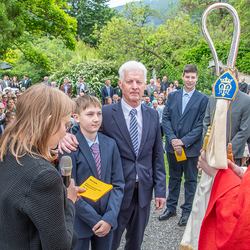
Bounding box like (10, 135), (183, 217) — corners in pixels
(21, 74), (31, 89)
(59, 95), (124, 250)
(159, 64), (208, 226)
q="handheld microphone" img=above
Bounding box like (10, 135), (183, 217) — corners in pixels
(60, 156), (73, 188)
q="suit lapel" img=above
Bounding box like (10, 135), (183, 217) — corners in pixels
(98, 133), (107, 181)
(138, 105), (150, 158)
(76, 130), (99, 178)
(180, 89), (199, 121)
(112, 102), (135, 155)
(177, 89), (183, 117)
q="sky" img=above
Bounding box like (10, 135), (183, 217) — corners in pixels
(108, 0), (138, 8)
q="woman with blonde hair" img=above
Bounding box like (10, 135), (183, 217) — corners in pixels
(0, 84), (84, 249)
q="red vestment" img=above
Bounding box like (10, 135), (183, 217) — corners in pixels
(199, 167), (250, 249)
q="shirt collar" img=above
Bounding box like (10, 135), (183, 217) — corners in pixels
(85, 134), (99, 148)
(183, 87), (196, 98)
(121, 98), (141, 116)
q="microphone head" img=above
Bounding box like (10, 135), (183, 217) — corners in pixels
(60, 156), (73, 188)
(60, 155), (72, 170)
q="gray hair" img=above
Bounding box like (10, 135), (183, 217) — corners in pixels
(0, 103), (4, 108)
(118, 61), (147, 82)
(113, 94), (118, 98)
(152, 100), (158, 104)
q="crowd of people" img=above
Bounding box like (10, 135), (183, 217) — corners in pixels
(1, 62), (250, 250)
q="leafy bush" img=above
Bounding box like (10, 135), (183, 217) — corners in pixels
(51, 59), (119, 98)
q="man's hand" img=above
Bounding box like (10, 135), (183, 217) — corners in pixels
(228, 160), (244, 179)
(92, 220), (112, 237)
(155, 197), (166, 210)
(58, 133), (79, 154)
(171, 139), (184, 148)
(174, 146), (182, 156)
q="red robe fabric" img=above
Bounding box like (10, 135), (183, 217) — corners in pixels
(199, 167), (250, 249)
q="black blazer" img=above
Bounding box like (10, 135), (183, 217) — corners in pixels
(0, 150), (77, 249)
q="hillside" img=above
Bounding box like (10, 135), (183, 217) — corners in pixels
(113, 0), (178, 26)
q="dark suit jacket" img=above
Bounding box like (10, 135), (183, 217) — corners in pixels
(101, 86), (114, 105)
(163, 89), (208, 157)
(160, 81), (170, 92)
(21, 79), (31, 89)
(203, 91), (250, 159)
(114, 87), (122, 98)
(99, 101), (166, 210)
(59, 132), (124, 238)
(60, 84), (72, 97)
(0, 150), (77, 249)
(239, 82), (248, 93)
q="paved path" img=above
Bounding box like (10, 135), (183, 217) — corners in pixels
(118, 186), (185, 250)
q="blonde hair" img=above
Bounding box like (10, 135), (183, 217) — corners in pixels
(75, 95), (101, 115)
(0, 84), (75, 162)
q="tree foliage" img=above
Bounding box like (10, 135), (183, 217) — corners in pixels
(66, 0), (117, 46)
(0, 0), (77, 69)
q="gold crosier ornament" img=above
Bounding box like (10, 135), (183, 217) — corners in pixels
(180, 3), (240, 250)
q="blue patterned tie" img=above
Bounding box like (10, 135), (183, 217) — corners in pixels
(130, 109), (138, 156)
(90, 143), (101, 179)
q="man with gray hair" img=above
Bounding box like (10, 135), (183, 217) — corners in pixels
(59, 60), (166, 250)
(42, 76), (51, 86)
(146, 79), (158, 98)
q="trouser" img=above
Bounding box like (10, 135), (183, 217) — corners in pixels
(111, 188), (151, 250)
(74, 231), (113, 250)
(167, 152), (198, 216)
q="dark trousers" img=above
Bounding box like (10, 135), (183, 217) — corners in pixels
(111, 188), (151, 250)
(235, 158), (242, 167)
(166, 152), (198, 216)
(74, 231), (113, 250)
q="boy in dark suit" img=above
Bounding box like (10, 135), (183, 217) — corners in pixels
(59, 95), (124, 250)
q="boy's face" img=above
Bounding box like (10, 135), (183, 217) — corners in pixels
(74, 105), (102, 135)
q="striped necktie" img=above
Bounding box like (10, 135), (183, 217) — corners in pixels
(90, 143), (101, 179)
(130, 109), (138, 156)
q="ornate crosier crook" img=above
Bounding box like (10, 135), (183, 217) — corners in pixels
(180, 3), (241, 250)
(202, 3), (240, 169)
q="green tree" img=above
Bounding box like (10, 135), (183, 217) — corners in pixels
(66, 0), (117, 46)
(0, 0), (77, 70)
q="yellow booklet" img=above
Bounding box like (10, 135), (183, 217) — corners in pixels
(78, 176), (113, 202)
(174, 148), (187, 162)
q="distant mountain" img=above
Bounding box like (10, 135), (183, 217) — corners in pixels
(113, 0), (178, 26)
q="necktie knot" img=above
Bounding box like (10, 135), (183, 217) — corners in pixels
(130, 108), (137, 116)
(90, 143), (99, 154)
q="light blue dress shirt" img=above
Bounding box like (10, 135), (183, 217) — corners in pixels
(182, 87), (196, 114)
(85, 135), (99, 158)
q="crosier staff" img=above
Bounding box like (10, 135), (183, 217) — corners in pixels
(180, 3), (241, 250)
